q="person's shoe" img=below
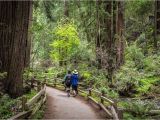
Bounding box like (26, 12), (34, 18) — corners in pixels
(73, 91), (76, 95)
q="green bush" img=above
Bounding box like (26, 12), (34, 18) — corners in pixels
(125, 43), (144, 69)
(25, 90), (37, 100)
(99, 87), (118, 98)
(143, 55), (160, 76)
(0, 95), (16, 119)
(123, 100), (156, 118)
(138, 77), (159, 95)
(115, 43), (160, 97)
(31, 106), (45, 119)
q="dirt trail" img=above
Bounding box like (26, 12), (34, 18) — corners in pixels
(43, 87), (104, 119)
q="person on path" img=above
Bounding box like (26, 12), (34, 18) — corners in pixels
(63, 70), (72, 97)
(71, 70), (79, 96)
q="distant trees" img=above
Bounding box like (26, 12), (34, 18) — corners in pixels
(154, 0), (160, 50)
(0, 1), (32, 98)
(116, 1), (124, 68)
(95, 1), (124, 83)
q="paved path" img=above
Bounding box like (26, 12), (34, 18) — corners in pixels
(43, 87), (104, 119)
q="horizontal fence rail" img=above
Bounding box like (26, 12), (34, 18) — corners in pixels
(9, 77), (122, 119)
(9, 80), (46, 120)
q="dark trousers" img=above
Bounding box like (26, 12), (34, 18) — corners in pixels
(72, 85), (78, 94)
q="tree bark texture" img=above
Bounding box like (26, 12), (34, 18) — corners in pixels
(115, 1), (124, 68)
(0, 1), (32, 98)
(107, 1), (117, 83)
(64, 0), (69, 17)
(154, 0), (160, 50)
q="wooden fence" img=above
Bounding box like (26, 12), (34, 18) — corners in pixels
(9, 78), (122, 119)
(9, 80), (46, 120)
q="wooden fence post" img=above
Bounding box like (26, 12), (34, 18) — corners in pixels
(37, 82), (41, 91)
(22, 96), (27, 111)
(118, 109), (123, 119)
(31, 78), (34, 88)
(44, 79), (46, 84)
(89, 89), (92, 96)
(113, 99), (118, 111)
(101, 91), (105, 104)
(88, 88), (92, 98)
(54, 78), (57, 87)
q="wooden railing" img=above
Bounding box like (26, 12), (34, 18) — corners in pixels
(45, 78), (123, 119)
(9, 80), (46, 120)
(87, 89), (121, 119)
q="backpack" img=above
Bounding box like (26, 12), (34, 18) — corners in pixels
(65, 74), (71, 85)
(71, 74), (78, 86)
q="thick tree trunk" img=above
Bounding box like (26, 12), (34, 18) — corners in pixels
(104, 1), (116, 83)
(0, 1), (32, 98)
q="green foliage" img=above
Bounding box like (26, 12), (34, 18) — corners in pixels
(99, 87), (119, 98)
(119, 99), (157, 120)
(126, 0), (153, 18)
(50, 20), (80, 62)
(138, 77), (159, 95)
(25, 90), (37, 100)
(23, 68), (34, 80)
(31, 106), (45, 119)
(122, 100), (156, 119)
(125, 43), (144, 69)
(115, 44), (160, 96)
(143, 55), (160, 76)
(70, 40), (95, 62)
(115, 45), (143, 95)
(81, 71), (91, 80)
(31, 6), (54, 67)
(115, 60), (141, 90)
(0, 95), (16, 119)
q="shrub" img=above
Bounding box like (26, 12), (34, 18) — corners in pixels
(124, 100), (156, 117)
(0, 95), (16, 119)
(99, 87), (119, 98)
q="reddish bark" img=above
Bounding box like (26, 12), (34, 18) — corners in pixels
(0, 1), (32, 98)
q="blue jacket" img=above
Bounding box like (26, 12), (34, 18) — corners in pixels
(71, 74), (78, 86)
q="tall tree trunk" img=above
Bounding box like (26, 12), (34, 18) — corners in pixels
(64, 0), (69, 17)
(115, 1), (124, 68)
(60, 0), (69, 67)
(25, 1), (33, 68)
(154, 0), (160, 50)
(96, 0), (102, 69)
(0, 1), (32, 98)
(104, 1), (116, 83)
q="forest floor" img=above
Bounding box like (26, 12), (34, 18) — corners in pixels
(43, 87), (104, 119)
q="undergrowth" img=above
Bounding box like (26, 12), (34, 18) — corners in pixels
(0, 90), (37, 119)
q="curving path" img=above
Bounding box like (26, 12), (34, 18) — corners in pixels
(43, 87), (104, 119)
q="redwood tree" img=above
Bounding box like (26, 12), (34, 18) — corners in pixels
(95, 1), (124, 83)
(0, 1), (32, 98)
(115, 1), (124, 68)
(154, 0), (160, 50)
